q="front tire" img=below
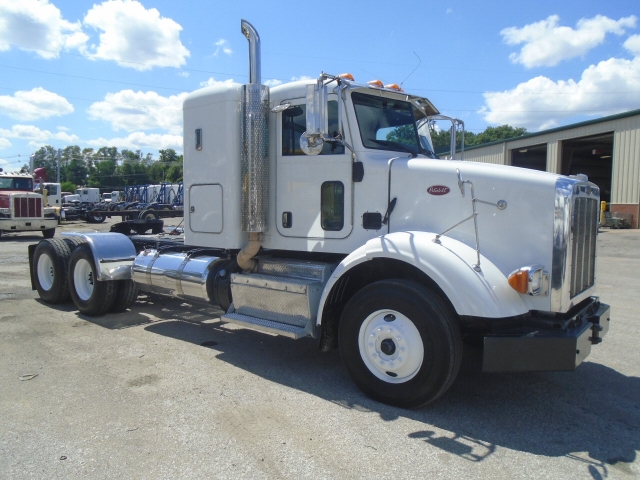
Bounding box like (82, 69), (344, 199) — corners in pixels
(68, 243), (117, 316)
(32, 238), (72, 304)
(339, 279), (462, 408)
(86, 213), (106, 224)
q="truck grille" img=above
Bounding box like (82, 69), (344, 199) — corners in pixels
(13, 197), (42, 218)
(570, 197), (597, 298)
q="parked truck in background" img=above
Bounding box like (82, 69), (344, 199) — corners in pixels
(75, 187), (100, 204)
(0, 170), (57, 238)
(27, 20), (610, 408)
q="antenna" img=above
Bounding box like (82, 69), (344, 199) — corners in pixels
(400, 52), (421, 87)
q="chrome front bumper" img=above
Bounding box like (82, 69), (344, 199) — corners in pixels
(0, 218), (57, 232)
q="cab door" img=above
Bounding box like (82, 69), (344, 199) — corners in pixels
(276, 96), (352, 239)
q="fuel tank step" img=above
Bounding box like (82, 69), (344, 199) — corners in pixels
(230, 273), (323, 327)
(221, 312), (309, 339)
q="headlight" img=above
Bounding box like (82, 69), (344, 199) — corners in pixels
(508, 265), (549, 296)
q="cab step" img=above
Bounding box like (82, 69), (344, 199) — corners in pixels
(221, 312), (309, 339)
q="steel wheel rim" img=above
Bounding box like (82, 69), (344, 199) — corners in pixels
(74, 258), (94, 301)
(358, 309), (424, 383)
(36, 253), (55, 291)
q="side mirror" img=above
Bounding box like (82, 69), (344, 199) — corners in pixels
(301, 82), (328, 155)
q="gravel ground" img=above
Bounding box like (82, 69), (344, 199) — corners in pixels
(0, 219), (638, 479)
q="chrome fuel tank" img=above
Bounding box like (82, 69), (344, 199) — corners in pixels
(132, 249), (227, 305)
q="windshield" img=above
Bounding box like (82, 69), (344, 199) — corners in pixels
(352, 92), (436, 158)
(0, 177), (34, 191)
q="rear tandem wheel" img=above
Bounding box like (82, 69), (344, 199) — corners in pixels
(68, 243), (117, 316)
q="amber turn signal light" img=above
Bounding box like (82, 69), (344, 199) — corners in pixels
(508, 270), (529, 294)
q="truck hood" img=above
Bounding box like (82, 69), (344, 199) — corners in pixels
(0, 190), (39, 209)
(389, 157), (595, 311)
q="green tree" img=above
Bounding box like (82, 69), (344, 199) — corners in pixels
(31, 146), (58, 181)
(385, 125), (416, 145)
(165, 164), (183, 182)
(474, 125), (527, 144)
(61, 181), (76, 193)
(431, 123), (526, 150)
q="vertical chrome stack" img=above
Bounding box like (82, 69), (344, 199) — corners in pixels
(240, 20), (269, 233)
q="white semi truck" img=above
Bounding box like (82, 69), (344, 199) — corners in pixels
(27, 20), (610, 408)
(1, 170), (58, 238)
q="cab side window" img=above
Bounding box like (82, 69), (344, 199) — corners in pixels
(282, 101), (345, 156)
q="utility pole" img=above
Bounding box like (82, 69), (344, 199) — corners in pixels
(56, 149), (61, 183)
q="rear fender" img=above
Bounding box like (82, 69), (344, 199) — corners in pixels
(317, 231), (527, 324)
(61, 232), (136, 280)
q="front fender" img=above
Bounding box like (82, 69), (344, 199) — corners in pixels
(317, 231), (528, 324)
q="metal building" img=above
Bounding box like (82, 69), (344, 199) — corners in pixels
(460, 109), (640, 228)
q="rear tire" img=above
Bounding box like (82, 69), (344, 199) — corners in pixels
(62, 236), (86, 252)
(339, 279), (462, 408)
(68, 243), (117, 316)
(32, 238), (72, 304)
(111, 280), (139, 313)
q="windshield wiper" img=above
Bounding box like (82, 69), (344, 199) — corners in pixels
(368, 139), (416, 156)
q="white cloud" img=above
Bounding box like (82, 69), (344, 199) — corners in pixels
(177, 71), (190, 78)
(87, 132), (182, 151)
(290, 76), (314, 82)
(87, 90), (188, 134)
(502, 15), (637, 68)
(214, 39), (232, 56)
(83, 0), (189, 70)
(0, 124), (79, 143)
(0, 87), (74, 121)
(480, 55), (640, 130)
(0, 137), (11, 149)
(625, 34), (640, 56)
(0, 0), (88, 59)
(264, 79), (283, 87)
(199, 77), (240, 88)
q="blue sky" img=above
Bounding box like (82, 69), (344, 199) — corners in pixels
(0, 0), (639, 170)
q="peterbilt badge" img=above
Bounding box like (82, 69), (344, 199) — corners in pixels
(427, 185), (450, 195)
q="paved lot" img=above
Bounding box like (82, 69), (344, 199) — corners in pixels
(0, 219), (638, 479)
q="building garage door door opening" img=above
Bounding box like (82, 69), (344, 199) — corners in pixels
(511, 144), (548, 171)
(561, 132), (613, 203)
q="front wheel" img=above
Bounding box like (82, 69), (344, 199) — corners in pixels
(68, 243), (117, 316)
(339, 279), (462, 408)
(86, 213), (106, 224)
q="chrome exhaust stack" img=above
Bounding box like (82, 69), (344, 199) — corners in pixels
(238, 20), (269, 272)
(240, 19), (269, 234)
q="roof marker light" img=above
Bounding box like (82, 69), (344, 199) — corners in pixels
(368, 80), (384, 88)
(385, 83), (404, 92)
(338, 73), (354, 81)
